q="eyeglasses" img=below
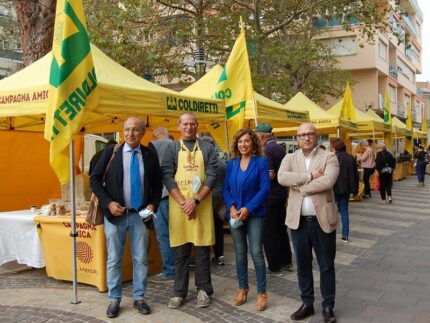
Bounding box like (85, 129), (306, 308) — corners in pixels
(297, 132), (317, 139)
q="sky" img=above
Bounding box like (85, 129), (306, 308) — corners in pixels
(417, 0), (429, 81)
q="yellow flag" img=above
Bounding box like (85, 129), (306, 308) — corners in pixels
(422, 107), (428, 134)
(384, 88), (391, 125)
(340, 81), (357, 122)
(406, 102), (412, 131)
(214, 19), (254, 144)
(44, 0), (99, 184)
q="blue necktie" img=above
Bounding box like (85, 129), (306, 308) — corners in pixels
(130, 149), (142, 210)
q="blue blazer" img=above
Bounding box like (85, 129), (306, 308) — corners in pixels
(222, 156), (270, 219)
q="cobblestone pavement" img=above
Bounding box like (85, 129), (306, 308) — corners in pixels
(1, 176), (429, 322)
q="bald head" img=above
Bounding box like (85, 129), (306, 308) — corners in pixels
(297, 122), (317, 135)
(297, 122), (319, 155)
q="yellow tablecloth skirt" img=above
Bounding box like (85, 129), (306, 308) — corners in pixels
(34, 215), (161, 292)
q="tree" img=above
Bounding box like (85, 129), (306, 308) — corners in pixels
(85, 0), (396, 101)
(15, 0), (56, 66)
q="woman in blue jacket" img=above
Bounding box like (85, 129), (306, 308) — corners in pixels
(222, 129), (271, 311)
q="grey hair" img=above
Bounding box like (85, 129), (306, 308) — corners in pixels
(178, 112), (198, 125)
(359, 139), (369, 147)
(153, 127), (169, 138)
(376, 142), (386, 150)
(123, 117), (146, 131)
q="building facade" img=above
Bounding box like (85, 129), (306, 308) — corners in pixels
(321, 0), (425, 126)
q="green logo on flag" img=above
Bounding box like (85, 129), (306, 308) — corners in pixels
(50, 1), (91, 87)
(226, 101), (246, 119)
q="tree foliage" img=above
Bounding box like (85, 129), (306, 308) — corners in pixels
(11, 0), (397, 103)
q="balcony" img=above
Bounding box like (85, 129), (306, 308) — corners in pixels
(389, 64), (398, 79)
(402, 15), (418, 38)
(408, 0), (423, 22)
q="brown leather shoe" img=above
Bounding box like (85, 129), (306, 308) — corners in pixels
(322, 307), (336, 323)
(256, 292), (267, 311)
(233, 288), (249, 306)
(290, 303), (315, 320)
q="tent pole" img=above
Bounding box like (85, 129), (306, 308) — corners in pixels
(224, 120), (230, 158)
(337, 127), (340, 138)
(69, 140), (80, 305)
(252, 97), (258, 126)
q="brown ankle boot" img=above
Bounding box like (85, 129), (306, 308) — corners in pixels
(233, 288), (249, 306)
(256, 292), (267, 311)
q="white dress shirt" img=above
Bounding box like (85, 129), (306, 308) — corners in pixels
(301, 149), (317, 216)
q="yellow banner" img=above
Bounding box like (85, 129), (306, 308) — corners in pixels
(44, 0), (99, 184)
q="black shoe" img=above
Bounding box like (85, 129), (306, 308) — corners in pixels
(282, 263), (294, 272)
(290, 303), (315, 320)
(106, 300), (120, 318)
(212, 255), (225, 266)
(133, 299), (151, 315)
(322, 307), (336, 322)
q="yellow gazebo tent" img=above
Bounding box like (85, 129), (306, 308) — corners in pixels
(273, 92), (356, 136)
(0, 44), (225, 133)
(413, 128), (427, 140)
(180, 64), (308, 150)
(182, 65), (308, 127)
(391, 117), (412, 138)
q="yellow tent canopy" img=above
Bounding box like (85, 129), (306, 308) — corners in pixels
(273, 92), (356, 136)
(181, 64), (308, 127)
(0, 44), (225, 133)
(391, 117), (412, 138)
(413, 128), (427, 140)
(328, 101), (390, 137)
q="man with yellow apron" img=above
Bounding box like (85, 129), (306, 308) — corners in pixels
(161, 112), (217, 309)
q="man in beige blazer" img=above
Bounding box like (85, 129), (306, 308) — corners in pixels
(278, 122), (339, 323)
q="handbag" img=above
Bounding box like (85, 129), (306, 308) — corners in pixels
(85, 144), (121, 226)
(380, 166), (393, 174)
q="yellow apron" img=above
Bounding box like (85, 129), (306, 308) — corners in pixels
(169, 140), (214, 247)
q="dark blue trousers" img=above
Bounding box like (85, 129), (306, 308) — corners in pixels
(291, 217), (336, 309)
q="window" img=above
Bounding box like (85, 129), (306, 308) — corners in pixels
(397, 58), (414, 81)
(324, 36), (357, 56)
(389, 85), (396, 104)
(378, 40), (387, 60)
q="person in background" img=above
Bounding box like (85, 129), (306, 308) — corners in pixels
(90, 117), (162, 318)
(148, 127), (175, 283)
(375, 142), (396, 204)
(200, 136), (227, 266)
(161, 112), (218, 309)
(255, 122), (293, 274)
(278, 122), (339, 323)
(89, 140), (118, 175)
(413, 145), (427, 188)
(356, 139), (375, 198)
(332, 139), (359, 243)
(223, 129), (270, 311)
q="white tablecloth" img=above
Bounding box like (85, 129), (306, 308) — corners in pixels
(0, 210), (45, 268)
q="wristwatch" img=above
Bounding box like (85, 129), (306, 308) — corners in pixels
(194, 198), (200, 205)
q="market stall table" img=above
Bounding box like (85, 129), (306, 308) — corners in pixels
(33, 214), (161, 292)
(0, 210), (45, 268)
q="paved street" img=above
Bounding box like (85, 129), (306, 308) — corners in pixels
(1, 176), (429, 322)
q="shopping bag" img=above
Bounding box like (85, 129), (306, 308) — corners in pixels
(375, 174), (380, 191)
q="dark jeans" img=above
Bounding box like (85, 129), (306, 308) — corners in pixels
(173, 243), (213, 298)
(416, 161), (426, 183)
(334, 193), (349, 238)
(291, 217), (336, 309)
(379, 173), (393, 200)
(263, 199), (292, 271)
(363, 167), (375, 195)
(213, 214), (224, 258)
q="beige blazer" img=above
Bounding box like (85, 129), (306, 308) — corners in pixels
(278, 148), (340, 233)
